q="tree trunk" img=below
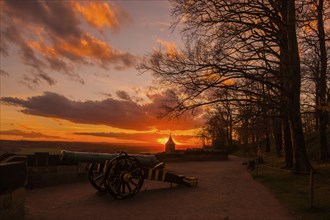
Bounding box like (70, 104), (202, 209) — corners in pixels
(317, 0), (329, 160)
(228, 112), (233, 148)
(286, 0), (312, 172)
(273, 118), (283, 157)
(282, 117), (293, 168)
(315, 84), (320, 132)
(243, 118), (249, 154)
(278, 0), (293, 169)
(265, 135), (270, 153)
(265, 118), (271, 153)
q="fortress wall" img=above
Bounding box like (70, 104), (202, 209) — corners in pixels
(0, 155), (27, 220)
(0, 188), (25, 220)
(157, 152), (228, 162)
(27, 165), (88, 188)
(25, 153), (88, 188)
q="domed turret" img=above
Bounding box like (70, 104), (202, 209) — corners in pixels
(165, 134), (176, 154)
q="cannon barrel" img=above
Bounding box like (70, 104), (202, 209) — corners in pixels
(61, 150), (158, 167)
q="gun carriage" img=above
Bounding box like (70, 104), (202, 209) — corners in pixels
(61, 150), (197, 199)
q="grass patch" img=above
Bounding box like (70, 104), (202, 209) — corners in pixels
(232, 130), (330, 219)
(253, 164), (330, 220)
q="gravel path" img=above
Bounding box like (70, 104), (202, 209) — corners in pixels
(25, 156), (296, 220)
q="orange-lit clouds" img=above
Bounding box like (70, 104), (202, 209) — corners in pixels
(28, 34), (136, 69)
(1, 91), (203, 131)
(1, 90), (202, 146)
(28, 42), (58, 57)
(73, 2), (130, 31)
(0, 111), (200, 146)
(74, 131), (197, 146)
(1, 129), (60, 139)
(156, 38), (181, 59)
(0, 1), (201, 147)
(1, 0), (135, 87)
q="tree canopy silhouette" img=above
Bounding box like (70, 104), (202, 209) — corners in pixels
(140, 0), (330, 172)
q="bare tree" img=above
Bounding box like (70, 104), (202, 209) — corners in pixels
(300, 0), (329, 159)
(140, 0), (313, 172)
(202, 102), (234, 150)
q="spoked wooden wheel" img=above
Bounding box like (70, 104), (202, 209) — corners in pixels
(104, 155), (144, 199)
(88, 162), (107, 192)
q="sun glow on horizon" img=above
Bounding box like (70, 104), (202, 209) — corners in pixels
(157, 137), (168, 145)
(0, 1), (203, 150)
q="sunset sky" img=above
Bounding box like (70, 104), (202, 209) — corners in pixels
(0, 0), (203, 148)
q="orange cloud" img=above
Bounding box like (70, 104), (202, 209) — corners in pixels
(204, 72), (236, 86)
(58, 34), (132, 65)
(1, 129), (60, 139)
(73, 2), (129, 31)
(1, 91), (203, 131)
(1, 0), (134, 87)
(156, 39), (181, 59)
(74, 131), (199, 147)
(27, 33), (136, 73)
(28, 41), (59, 57)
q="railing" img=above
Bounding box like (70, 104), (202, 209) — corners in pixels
(250, 154), (330, 209)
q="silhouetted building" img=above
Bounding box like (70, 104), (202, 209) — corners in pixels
(165, 134), (176, 154)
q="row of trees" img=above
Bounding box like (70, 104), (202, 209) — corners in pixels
(140, 0), (329, 172)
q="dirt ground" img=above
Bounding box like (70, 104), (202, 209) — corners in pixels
(25, 156), (297, 220)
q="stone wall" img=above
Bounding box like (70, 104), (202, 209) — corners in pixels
(156, 151), (228, 162)
(0, 188), (25, 220)
(0, 152), (88, 220)
(0, 154), (27, 220)
(25, 153), (88, 188)
(27, 165), (88, 188)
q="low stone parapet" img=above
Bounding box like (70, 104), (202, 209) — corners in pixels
(26, 164), (88, 188)
(0, 154), (27, 220)
(0, 188), (25, 220)
(156, 151), (228, 162)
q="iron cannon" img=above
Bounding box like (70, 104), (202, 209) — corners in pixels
(61, 150), (198, 199)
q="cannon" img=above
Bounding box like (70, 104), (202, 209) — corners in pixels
(61, 150), (197, 199)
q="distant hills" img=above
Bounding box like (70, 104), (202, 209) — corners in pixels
(0, 140), (163, 155)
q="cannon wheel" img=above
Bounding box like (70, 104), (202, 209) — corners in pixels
(88, 162), (106, 192)
(104, 155), (144, 199)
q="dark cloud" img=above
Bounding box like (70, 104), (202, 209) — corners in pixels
(20, 43), (45, 69)
(0, 69), (9, 77)
(1, 17), (68, 86)
(1, 24), (54, 86)
(0, 38), (9, 56)
(100, 92), (113, 98)
(4, 0), (81, 38)
(38, 73), (57, 86)
(20, 73), (56, 89)
(1, 0), (136, 87)
(1, 91), (202, 131)
(116, 90), (132, 101)
(1, 129), (60, 139)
